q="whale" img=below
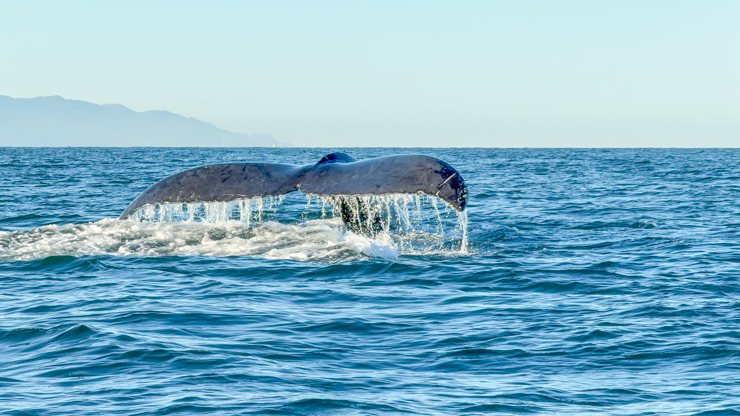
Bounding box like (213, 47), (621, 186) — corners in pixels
(119, 152), (468, 220)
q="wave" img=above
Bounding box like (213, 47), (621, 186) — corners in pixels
(0, 218), (468, 263)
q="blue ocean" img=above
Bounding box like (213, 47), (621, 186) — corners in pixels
(1, 147), (739, 415)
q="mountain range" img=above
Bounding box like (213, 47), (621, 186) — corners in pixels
(0, 95), (288, 147)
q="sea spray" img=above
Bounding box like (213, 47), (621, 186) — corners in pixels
(312, 194), (467, 253)
(129, 195), (287, 225)
(126, 193), (469, 253)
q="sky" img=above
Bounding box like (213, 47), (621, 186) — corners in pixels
(1, 1), (738, 147)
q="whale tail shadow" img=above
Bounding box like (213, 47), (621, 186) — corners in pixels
(338, 197), (384, 235)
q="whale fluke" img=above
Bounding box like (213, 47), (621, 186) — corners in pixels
(120, 153), (468, 220)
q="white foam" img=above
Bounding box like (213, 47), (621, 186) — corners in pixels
(0, 194), (469, 262)
(0, 218), (401, 262)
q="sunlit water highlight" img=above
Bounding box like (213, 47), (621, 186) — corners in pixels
(1, 148), (740, 415)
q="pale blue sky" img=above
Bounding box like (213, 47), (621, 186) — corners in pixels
(1, 1), (738, 147)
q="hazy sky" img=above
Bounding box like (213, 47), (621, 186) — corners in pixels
(1, 1), (738, 147)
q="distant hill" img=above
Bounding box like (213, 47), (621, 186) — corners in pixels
(0, 95), (289, 147)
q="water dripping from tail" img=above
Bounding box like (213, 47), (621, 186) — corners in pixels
(316, 194), (469, 254)
(128, 195), (287, 225)
(126, 193), (469, 254)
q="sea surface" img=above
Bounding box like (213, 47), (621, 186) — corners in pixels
(1, 147), (739, 415)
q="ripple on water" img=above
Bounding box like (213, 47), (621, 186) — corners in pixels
(1, 148), (740, 414)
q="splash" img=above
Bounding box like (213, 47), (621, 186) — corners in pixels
(314, 194), (468, 253)
(127, 193), (467, 253)
(0, 194), (470, 262)
(129, 195), (286, 226)
(0, 218), (401, 262)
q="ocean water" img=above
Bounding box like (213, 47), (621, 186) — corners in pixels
(1, 147), (739, 415)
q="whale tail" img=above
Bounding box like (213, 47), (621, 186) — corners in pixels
(120, 153), (468, 220)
